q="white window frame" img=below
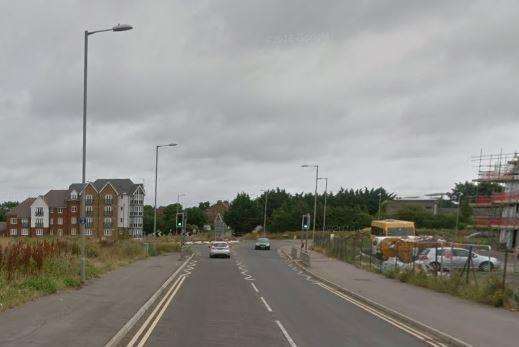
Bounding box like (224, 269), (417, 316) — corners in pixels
(36, 229), (43, 236)
(21, 228), (29, 236)
(10, 218), (17, 224)
(10, 229), (17, 236)
(57, 208), (64, 214)
(104, 229), (112, 236)
(57, 217), (63, 225)
(71, 192), (78, 200)
(84, 229), (92, 236)
(71, 227), (77, 236)
(71, 206), (77, 213)
(71, 217), (77, 225)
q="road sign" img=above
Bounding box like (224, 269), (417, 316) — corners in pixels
(79, 217), (86, 225)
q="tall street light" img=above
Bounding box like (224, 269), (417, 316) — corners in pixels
(154, 143), (178, 234)
(318, 177), (328, 232)
(82, 23), (133, 184)
(301, 164), (319, 242)
(261, 189), (269, 236)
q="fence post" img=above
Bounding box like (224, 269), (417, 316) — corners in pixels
(369, 240), (372, 271)
(502, 248), (509, 289)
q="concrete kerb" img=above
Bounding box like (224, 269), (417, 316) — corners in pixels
(105, 253), (195, 347)
(280, 248), (471, 347)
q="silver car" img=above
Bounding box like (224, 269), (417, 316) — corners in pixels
(418, 247), (500, 271)
(209, 241), (231, 258)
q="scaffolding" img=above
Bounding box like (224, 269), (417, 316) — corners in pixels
(471, 150), (519, 253)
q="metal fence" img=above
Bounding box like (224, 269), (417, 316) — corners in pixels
(313, 231), (519, 308)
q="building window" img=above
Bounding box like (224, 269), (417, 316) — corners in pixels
(105, 194), (113, 205)
(120, 218), (123, 223)
(58, 229), (63, 236)
(10, 229), (17, 236)
(57, 217), (63, 225)
(85, 195), (93, 205)
(50, 218), (54, 225)
(36, 229), (43, 236)
(71, 192), (78, 200)
(21, 228), (29, 236)
(71, 228), (77, 236)
(71, 217), (77, 225)
(35, 218), (44, 228)
(104, 229), (112, 236)
(35, 207), (44, 216)
(71, 206), (77, 213)
(104, 206), (112, 216)
(21, 218), (29, 227)
(57, 208), (64, 214)
(86, 205), (93, 216)
(10, 218), (17, 224)
(84, 229), (92, 236)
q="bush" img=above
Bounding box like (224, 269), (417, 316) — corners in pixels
(63, 277), (81, 288)
(22, 276), (57, 294)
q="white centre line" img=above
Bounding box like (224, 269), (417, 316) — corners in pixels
(259, 296), (273, 312)
(250, 282), (259, 293)
(275, 320), (297, 347)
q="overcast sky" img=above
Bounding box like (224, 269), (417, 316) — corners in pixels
(1, 1), (518, 206)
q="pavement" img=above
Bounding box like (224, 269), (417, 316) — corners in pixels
(284, 243), (519, 347)
(0, 252), (184, 347)
(124, 241), (427, 347)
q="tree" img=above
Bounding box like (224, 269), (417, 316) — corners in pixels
(0, 201), (18, 222)
(159, 203), (183, 234)
(185, 206), (207, 228)
(143, 205), (155, 234)
(224, 193), (261, 235)
(198, 201), (210, 210)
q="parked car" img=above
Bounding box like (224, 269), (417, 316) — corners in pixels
(209, 241), (231, 258)
(418, 247), (500, 271)
(254, 237), (270, 250)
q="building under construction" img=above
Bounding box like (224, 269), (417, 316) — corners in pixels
(472, 151), (519, 253)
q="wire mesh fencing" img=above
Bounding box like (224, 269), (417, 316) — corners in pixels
(313, 231), (519, 308)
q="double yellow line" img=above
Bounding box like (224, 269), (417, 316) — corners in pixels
(316, 282), (448, 347)
(127, 274), (187, 347)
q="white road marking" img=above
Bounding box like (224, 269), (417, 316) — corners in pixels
(259, 296), (273, 312)
(137, 275), (187, 347)
(275, 320), (297, 347)
(316, 282), (444, 347)
(250, 282), (259, 293)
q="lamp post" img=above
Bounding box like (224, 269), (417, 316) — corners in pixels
(318, 177), (328, 232)
(301, 164), (319, 242)
(153, 143), (178, 235)
(455, 193), (462, 231)
(80, 24), (132, 283)
(261, 189), (269, 236)
(82, 23), (133, 184)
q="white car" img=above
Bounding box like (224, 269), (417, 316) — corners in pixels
(209, 241), (231, 258)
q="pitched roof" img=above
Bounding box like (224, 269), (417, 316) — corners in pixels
(44, 190), (68, 207)
(8, 197), (36, 218)
(69, 183), (87, 193)
(69, 179), (143, 196)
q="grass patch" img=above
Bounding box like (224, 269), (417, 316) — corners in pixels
(0, 236), (180, 311)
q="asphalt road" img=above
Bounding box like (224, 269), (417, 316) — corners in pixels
(132, 241), (427, 347)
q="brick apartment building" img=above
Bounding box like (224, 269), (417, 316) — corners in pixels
(5, 178), (144, 238)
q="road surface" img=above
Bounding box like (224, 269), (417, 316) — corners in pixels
(123, 241), (427, 347)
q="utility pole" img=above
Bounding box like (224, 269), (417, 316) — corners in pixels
(455, 193), (462, 231)
(318, 177), (328, 232)
(301, 164), (319, 243)
(261, 189), (268, 236)
(80, 24), (133, 283)
(153, 143), (177, 235)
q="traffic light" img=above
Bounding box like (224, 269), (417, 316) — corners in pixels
(301, 213), (311, 230)
(176, 212), (185, 230)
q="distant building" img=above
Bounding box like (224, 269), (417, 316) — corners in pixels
(204, 200), (229, 227)
(472, 152), (519, 253)
(386, 199), (457, 216)
(5, 178), (144, 238)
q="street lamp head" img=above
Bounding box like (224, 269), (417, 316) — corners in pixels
(168, 143), (178, 147)
(112, 23), (133, 32)
(301, 164), (310, 168)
